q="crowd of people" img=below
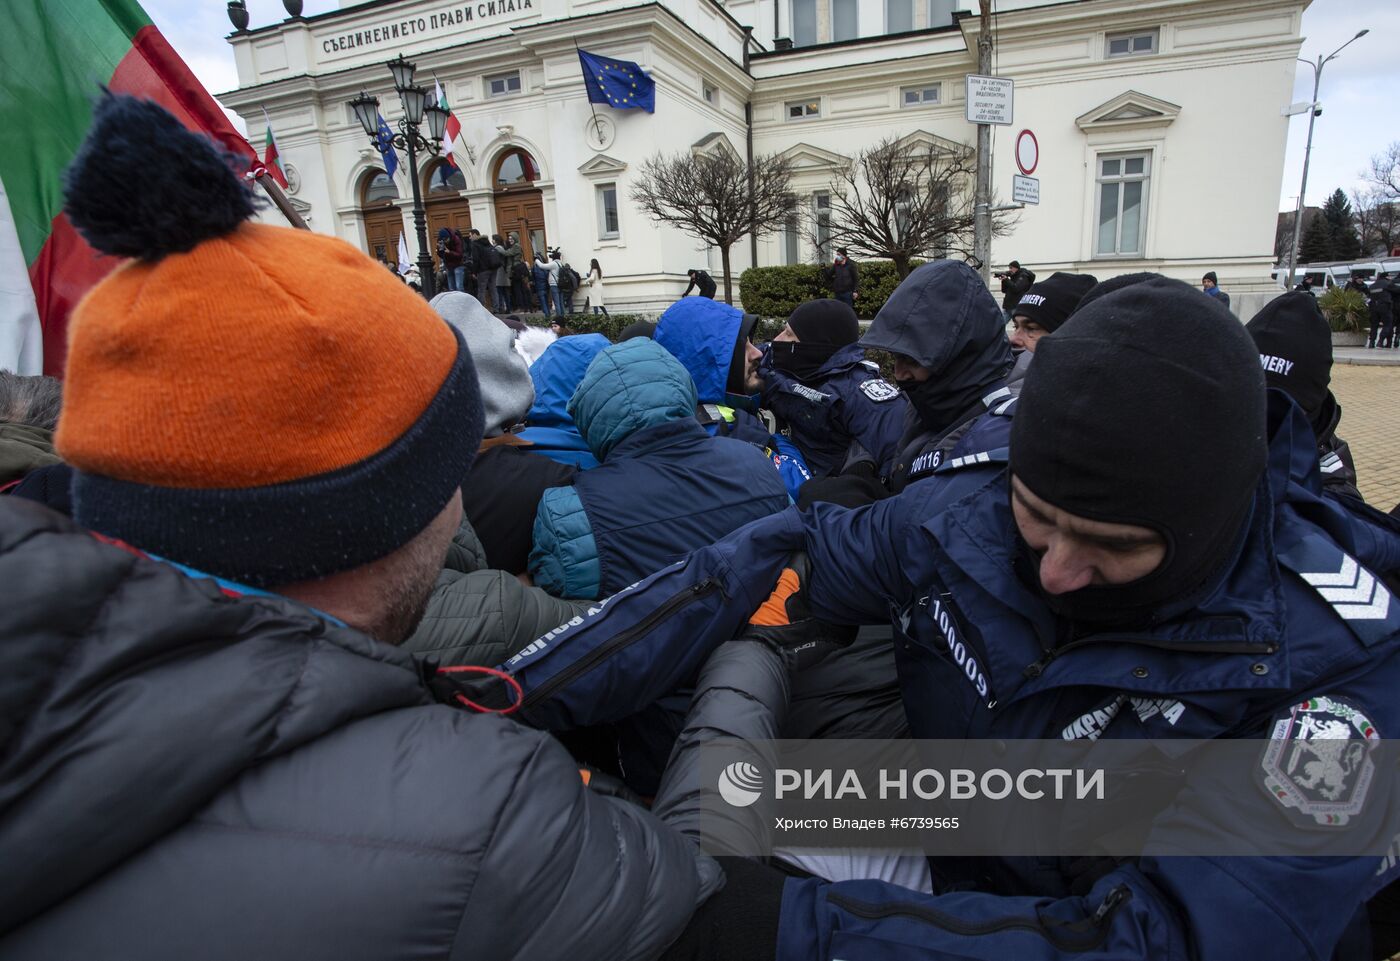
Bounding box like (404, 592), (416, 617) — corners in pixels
(5, 94), (1400, 961)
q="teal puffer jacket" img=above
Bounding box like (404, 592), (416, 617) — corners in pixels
(530, 339), (697, 599)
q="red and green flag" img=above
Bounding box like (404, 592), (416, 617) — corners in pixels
(262, 109), (289, 190)
(1, 0), (260, 376)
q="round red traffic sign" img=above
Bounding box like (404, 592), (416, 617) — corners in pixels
(1015, 129), (1038, 176)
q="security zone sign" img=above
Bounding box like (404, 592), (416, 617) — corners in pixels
(1012, 175), (1040, 205)
(965, 75), (1014, 125)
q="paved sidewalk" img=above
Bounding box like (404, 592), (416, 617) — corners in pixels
(1330, 364), (1400, 509)
(1334, 346), (1400, 367)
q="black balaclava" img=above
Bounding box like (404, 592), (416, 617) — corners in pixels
(771, 299), (860, 382)
(1245, 292), (1333, 435)
(1012, 272), (1099, 333)
(1010, 277), (1267, 627)
(862, 260), (1012, 435)
(1074, 272), (1160, 313)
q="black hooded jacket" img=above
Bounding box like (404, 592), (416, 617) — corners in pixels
(859, 260), (1014, 492)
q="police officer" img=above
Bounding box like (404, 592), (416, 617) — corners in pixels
(858, 260), (1017, 492)
(760, 299), (908, 480)
(499, 277), (1400, 961)
(1247, 291), (1361, 499)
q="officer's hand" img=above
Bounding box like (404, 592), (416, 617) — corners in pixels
(738, 553), (856, 671)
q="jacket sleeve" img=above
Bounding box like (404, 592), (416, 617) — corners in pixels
(404, 568), (591, 668)
(529, 486), (602, 600)
(838, 378), (910, 478)
(442, 516), (488, 574)
(455, 715), (719, 961)
(795, 495), (919, 624)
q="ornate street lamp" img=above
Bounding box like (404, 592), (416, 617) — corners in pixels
(348, 56), (447, 298)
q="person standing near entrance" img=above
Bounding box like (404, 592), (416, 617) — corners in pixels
(582, 259), (608, 316)
(491, 234), (511, 313)
(531, 252), (553, 317)
(468, 229), (495, 311)
(436, 227), (464, 292)
(503, 232), (524, 309)
(546, 248), (564, 316)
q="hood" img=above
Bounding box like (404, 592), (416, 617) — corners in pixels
(525, 333), (611, 428)
(861, 260), (1011, 380)
(431, 292), (534, 436)
(569, 339), (697, 461)
(1245, 291), (1331, 427)
(654, 298), (751, 404)
(0, 499), (432, 930)
(0, 423), (61, 485)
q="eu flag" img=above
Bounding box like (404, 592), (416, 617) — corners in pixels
(375, 113), (400, 178)
(578, 49), (655, 113)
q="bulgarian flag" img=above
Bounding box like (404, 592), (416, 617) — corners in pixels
(1, 0), (260, 376)
(434, 78), (465, 182)
(262, 109), (289, 190)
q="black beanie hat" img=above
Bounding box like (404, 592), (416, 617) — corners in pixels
(788, 298), (860, 347)
(1012, 272), (1099, 333)
(1246, 292), (1332, 430)
(1074, 272), (1160, 313)
(1203, 271), (1219, 285)
(619, 320), (657, 341)
(1010, 277), (1267, 626)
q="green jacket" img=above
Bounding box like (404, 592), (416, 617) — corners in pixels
(0, 424), (60, 487)
(405, 518), (589, 668)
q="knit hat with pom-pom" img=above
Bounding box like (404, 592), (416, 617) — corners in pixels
(56, 94), (483, 588)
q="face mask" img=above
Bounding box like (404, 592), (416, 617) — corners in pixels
(769, 341), (834, 383)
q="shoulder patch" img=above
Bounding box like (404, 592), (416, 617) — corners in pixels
(1277, 534), (1400, 646)
(1258, 695), (1379, 828)
(860, 379), (901, 403)
(1319, 452), (1344, 475)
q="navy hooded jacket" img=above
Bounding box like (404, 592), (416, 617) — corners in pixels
(494, 393), (1400, 961)
(861, 260), (1015, 490)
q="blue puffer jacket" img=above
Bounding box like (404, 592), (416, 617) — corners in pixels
(760, 341), (910, 478)
(655, 298), (812, 499)
(517, 334), (610, 469)
(499, 393), (1400, 961)
(530, 338), (790, 599)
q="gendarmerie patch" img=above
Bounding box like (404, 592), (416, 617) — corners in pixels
(1258, 695), (1379, 828)
(860, 379), (901, 402)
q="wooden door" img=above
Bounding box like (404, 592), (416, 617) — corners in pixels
(494, 190), (546, 261)
(363, 208), (405, 271)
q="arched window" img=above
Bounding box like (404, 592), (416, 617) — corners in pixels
(361, 170), (399, 207)
(493, 148), (539, 188)
(426, 160), (467, 196)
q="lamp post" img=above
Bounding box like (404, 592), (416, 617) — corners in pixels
(1283, 29), (1368, 285)
(349, 55), (450, 298)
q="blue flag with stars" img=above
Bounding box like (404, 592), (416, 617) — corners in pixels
(375, 112), (400, 178)
(578, 49), (655, 113)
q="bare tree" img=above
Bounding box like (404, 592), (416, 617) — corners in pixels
(1353, 185), (1400, 257)
(811, 135), (1018, 280)
(1366, 141), (1400, 200)
(630, 148), (796, 304)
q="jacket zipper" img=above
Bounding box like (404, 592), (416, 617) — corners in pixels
(1023, 634), (1277, 679)
(519, 578), (720, 710)
(827, 884), (1131, 952)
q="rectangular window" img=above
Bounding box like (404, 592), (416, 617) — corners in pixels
(1105, 28), (1158, 58)
(783, 215), (801, 265)
(702, 81), (718, 106)
(792, 0), (817, 47)
(902, 84), (941, 107)
(886, 0), (913, 33)
(597, 183), (620, 240)
(814, 192), (832, 260)
(786, 99), (821, 121)
(1095, 153), (1150, 257)
(832, 0), (858, 41)
(485, 71), (522, 98)
(928, 0), (956, 28)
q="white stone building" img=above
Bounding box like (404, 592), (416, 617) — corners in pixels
(220, 0), (1308, 312)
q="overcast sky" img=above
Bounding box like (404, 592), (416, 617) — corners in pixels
(147, 0), (1399, 213)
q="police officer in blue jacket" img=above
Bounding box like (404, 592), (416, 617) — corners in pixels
(857, 260), (1018, 493)
(760, 298), (908, 479)
(498, 278), (1400, 961)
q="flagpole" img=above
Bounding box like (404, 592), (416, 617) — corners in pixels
(574, 41), (605, 146)
(252, 173), (309, 230)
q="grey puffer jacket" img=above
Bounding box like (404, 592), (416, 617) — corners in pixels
(408, 518), (590, 668)
(0, 499), (716, 960)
